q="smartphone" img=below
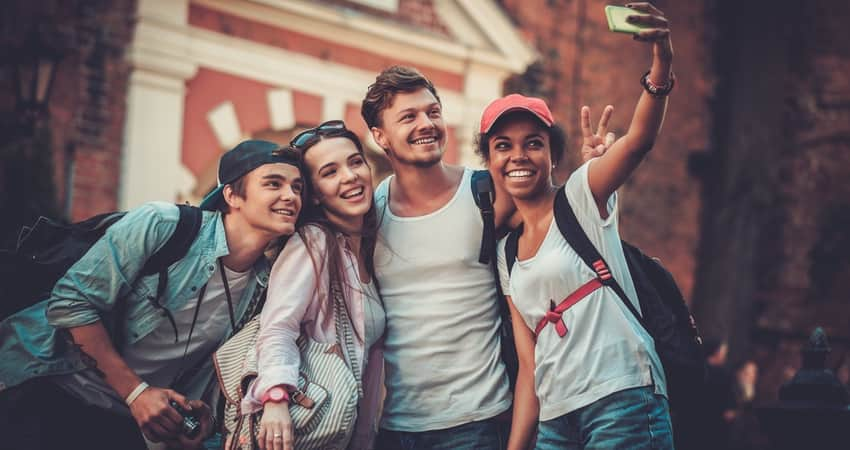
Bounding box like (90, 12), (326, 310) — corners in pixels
(605, 5), (648, 34)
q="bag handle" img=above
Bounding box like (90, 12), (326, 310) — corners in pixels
(330, 257), (363, 397)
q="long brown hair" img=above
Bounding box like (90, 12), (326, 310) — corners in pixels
(295, 128), (381, 341)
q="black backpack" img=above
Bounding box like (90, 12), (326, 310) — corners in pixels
(503, 188), (706, 410)
(0, 204), (203, 323)
(471, 169), (519, 391)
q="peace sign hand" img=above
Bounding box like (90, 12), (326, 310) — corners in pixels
(580, 105), (615, 163)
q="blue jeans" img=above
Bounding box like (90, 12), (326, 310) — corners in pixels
(536, 386), (674, 450)
(375, 417), (507, 450)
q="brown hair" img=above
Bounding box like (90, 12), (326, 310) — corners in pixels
(361, 66), (441, 129)
(296, 130), (381, 341)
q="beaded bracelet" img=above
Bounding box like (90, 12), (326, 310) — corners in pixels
(640, 70), (676, 97)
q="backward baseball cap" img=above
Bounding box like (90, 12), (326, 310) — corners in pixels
(200, 140), (301, 211)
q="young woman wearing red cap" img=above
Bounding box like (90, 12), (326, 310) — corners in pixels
(476, 3), (675, 449)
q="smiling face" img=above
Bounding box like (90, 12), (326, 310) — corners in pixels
(370, 88), (447, 169)
(304, 136), (374, 232)
(224, 162), (303, 238)
(486, 112), (553, 201)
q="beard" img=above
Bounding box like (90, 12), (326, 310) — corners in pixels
(386, 138), (445, 168)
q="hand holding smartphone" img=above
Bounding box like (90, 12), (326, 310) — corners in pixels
(605, 5), (648, 34)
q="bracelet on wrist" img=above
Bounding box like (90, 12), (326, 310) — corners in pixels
(640, 70), (675, 97)
(125, 381), (150, 406)
(261, 385), (290, 405)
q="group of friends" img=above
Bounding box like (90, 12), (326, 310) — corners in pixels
(0, 3), (677, 449)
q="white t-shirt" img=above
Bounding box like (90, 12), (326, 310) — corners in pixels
(52, 262), (250, 414)
(374, 167), (511, 432)
(496, 161), (667, 421)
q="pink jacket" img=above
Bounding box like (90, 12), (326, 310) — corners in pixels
(241, 225), (385, 450)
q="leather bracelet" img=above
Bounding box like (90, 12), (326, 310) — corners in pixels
(640, 70), (675, 97)
(125, 381), (150, 406)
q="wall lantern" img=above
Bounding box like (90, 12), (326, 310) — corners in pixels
(2, 25), (62, 140)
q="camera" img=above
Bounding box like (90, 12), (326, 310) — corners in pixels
(169, 400), (201, 438)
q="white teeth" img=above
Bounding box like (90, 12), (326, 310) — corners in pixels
(412, 137), (436, 145)
(274, 209), (295, 216)
(507, 170), (534, 178)
(341, 187), (364, 199)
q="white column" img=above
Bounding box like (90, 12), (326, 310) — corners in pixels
(459, 63), (509, 168)
(120, 0), (197, 209)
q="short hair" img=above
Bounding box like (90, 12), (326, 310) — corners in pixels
(361, 66), (441, 129)
(473, 112), (567, 165)
(220, 145), (305, 214)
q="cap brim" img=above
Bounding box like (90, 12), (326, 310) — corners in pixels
(482, 106), (553, 134)
(200, 185), (224, 211)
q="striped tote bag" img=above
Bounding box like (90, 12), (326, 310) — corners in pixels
(214, 278), (362, 449)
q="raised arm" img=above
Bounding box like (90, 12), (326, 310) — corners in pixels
(586, 2), (673, 217)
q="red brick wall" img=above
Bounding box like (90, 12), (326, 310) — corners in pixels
(499, 0), (712, 300)
(0, 0), (137, 221)
(502, 0), (850, 405)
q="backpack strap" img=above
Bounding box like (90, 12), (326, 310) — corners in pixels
(123, 204), (203, 344)
(471, 169), (496, 265)
(552, 190), (647, 329)
(139, 204), (204, 277)
(471, 169), (521, 389)
(505, 225), (521, 276)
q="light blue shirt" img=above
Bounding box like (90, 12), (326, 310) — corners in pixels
(0, 201), (269, 395)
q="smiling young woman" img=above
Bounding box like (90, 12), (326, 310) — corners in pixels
(476, 3), (677, 449)
(239, 121), (386, 450)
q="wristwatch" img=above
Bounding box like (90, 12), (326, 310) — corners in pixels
(261, 385), (290, 404)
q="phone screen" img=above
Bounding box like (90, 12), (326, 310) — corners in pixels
(605, 5), (647, 34)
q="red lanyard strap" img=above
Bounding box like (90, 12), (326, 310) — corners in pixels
(534, 259), (611, 338)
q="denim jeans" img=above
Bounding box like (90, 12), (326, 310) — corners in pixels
(535, 386), (674, 450)
(375, 417), (507, 450)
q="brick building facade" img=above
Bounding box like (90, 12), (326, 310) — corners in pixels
(2, 0), (849, 414)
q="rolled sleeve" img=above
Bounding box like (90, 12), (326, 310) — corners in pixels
(565, 160), (619, 228)
(46, 202), (179, 329)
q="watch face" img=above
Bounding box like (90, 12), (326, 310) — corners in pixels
(269, 387), (285, 402)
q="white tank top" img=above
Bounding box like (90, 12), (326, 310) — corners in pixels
(374, 167), (511, 431)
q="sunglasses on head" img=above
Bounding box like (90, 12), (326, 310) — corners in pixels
(289, 120), (348, 149)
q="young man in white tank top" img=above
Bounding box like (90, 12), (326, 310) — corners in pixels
(361, 65), (513, 450)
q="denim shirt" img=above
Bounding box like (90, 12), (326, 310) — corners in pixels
(0, 201), (270, 395)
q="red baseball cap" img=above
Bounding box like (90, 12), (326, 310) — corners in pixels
(479, 94), (555, 134)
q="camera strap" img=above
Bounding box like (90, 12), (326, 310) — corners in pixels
(170, 257), (236, 388)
